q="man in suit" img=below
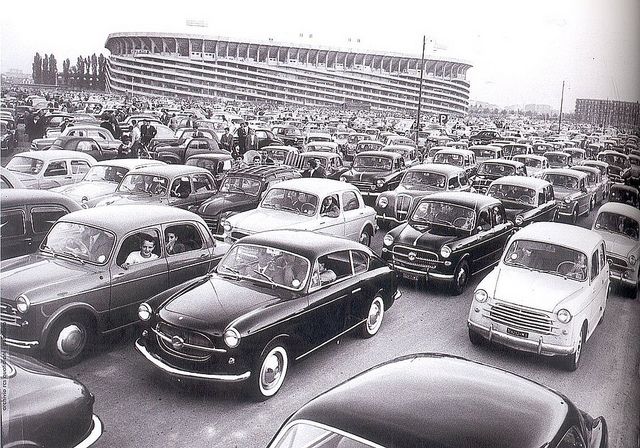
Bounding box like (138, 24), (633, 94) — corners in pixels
(220, 127), (233, 152)
(237, 123), (248, 157)
(303, 159), (326, 178)
(81, 227), (115, 264)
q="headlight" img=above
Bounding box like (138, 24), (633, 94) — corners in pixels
(630, 254), (637, 266)
(564, 198), (571, 204)
(515, 215), (524, 225)
(376, 179), (385, 188)
(440, 245), (452, 258)
(138, 303), (152, 321)
(222, 221), (232, 233)
(474, 289), (488, 303)
(339, 176), (347, 182)
(224, 328), (241, 348)
(16, 295), (30, 314)
(557, 309), (572, 324)
(378, 197), (388, 208)
(383, 234), (394, 246)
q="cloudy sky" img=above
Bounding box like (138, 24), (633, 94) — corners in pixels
(2, 0), (638, 111)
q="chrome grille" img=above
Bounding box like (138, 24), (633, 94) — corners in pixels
(203, 217), (219, 234)
(395, 195), (412, 221)
(391, 245), (439, 270)
(608, 255), (628, 268)
(155, 322), (217, 361)
(488, 302), (553, 335)
(0, 303), (23, 327)
(350, 181), (375, 191)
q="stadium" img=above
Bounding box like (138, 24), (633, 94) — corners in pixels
(105, 32), (472, 115)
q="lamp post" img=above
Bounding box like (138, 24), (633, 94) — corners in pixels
(415, 35), (426, 146)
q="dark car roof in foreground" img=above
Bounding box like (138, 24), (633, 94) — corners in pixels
(60, 205), (204, 231)
(1, 188), (81, 210)
(238, 230), (369, 259)
(289, 354), (569, 448)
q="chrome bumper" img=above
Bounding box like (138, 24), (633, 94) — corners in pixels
(391, 263), (453, 280)
(74, 415), (103, 448)
(609, 270), (637, 286)
(467, 320), (574, 356)
(375, 214), (405, 224)
(360, 191), (381, 197)
(0, 335), (39, 349)
(135, 339), (251, 382)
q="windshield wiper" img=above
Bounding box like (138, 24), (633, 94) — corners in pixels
(252, 269), (277, 288)
(218, 265), (240, 279)
(59, 251), (86, 264)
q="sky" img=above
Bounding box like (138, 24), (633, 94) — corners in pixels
(1, 0), (638, 111)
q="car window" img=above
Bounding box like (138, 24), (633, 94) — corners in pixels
(556, 426), (586, 448)
(310, 251), (352, 289)
(491, 205), (506, 226)
(170, 177), (192, 198)
(255, 131), (268, 139)
(192, 174), (214, 192)
(459, 173), (469, 186)
(71, 160), (91, 175)
(320, 194), (340, 217)
(165, 224), (204, 255)
(545, 186), (554, 202)
(448, 175), (460, 190)
(31, 206), (67, 234)
(351, 250), (369, 274)
(1, 209), (26, 236)
(590, 251), (599, 281)
(342, 191), (359, 211)
(116, 229), (162, 267)
(478, 209), (492, 230)
(44, 161), (68, 177)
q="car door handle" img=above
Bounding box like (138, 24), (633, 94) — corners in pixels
(115, 272), (126, 277)
(200, 253), (208, 258)
(351, 288), (362, 294)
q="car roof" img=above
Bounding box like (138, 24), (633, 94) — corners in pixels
(513, 154), (547, 161)
(13, 150), (97, 162)
(94, 159), (165, 168)
(489, 175), (550, 189)
(356, 150), (402, 159)
(186, 153), (233, 160)
(514, 222), (603, 251)
(238, 230), (367, 260)
(60, 205), (204, 231)
(127, 165), (212, 176)
(419, 191), (500, 208)
(480, 159), (524, 167)
(434, 148), (474, 156)
(596, 202), (640, 220)
(1, 188), (82, 210)
(289, 353), (569, 448)
(542, 168), (589, 178)
(273, 178), (358, 194)
(570, 165), (600, 174)
(406, 163), (464, 175)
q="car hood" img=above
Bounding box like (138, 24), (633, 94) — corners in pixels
(492, 266), (584, 312)
(0, 254), (95, 303)
(553, 187), (580, 200)
(159, 276), (280, 335)
(96, 192), (168, 207)
(394, 185), (445, 196)
(594, 230), (638, 258)
(198, 193), (256, 216)
(395, 223), (460, 252)
(344, 170), (392, 180)
(51, 181), (117, 201)
(229, 209), (314, 233)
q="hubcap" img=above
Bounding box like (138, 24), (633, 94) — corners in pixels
(457, 266), (467, 286)
(360, 232), (369, 245)
(260, 348), (287, 393)
(367, 299), (383, 333)
(56, 324), (86, 358)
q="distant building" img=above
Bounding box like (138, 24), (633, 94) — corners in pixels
(575, 98), (640, 129)
(105, 32), (472, 115)
(524, 104), (551, 114)
(2, 69), (33, 85)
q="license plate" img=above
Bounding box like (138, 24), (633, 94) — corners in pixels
(402, 273), (420, 281)
(507, 328), (529, 338)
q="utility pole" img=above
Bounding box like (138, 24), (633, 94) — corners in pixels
(558, 80), (565, 134)
(415, 35), (426, 146)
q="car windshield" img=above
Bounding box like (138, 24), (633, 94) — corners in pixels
(600, 154), (627, 168)
(270, 421), (377, 448)
(411, 201), (475, 231)
(357, 143), (382, 151)
(219, 177), (261, 196)
(84, 165), (128, 183)
(118, 174), (168, 195)
(348, 135), (365, 144)
(261, 188), (318, 215)
(595, 212), (639, 240)
(433, 153), (464, 167)
(472, 148), (497, 159)
(401, 171), (446, 190)
(6, 156), (44, 174)
(510, 146), (528, 156)
(353, 155), (392, 170)
(478, 163), (515, 176)
(308, 144), (333, 152)
(545, 153), (568, 165)
(543, 174), (579, 190)
(504, 239), (588, 281)
(284, 128), (302, 136)
(41, 222), (115, 264)
(488, 184), (537, 205)
(517, 157), (542, 168)
(218, 244), (310, 291)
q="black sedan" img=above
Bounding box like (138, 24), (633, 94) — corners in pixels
(135, 230), (400, 400)
(339, 151), (406, 201)
(2, 352), (103, 448)
(47, 136), (118, 161)
(268, 353), (608, 448)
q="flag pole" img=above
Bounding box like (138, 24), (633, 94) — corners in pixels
(415, 35), (426, 146)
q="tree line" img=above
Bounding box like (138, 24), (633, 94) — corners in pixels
(32, 52), (107, 90)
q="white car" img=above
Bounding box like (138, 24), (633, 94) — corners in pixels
(592, 202), (640, 298)
(467, 222), (609, 371)
(222, 178), (376, 245)
(4, 150), (96, 189)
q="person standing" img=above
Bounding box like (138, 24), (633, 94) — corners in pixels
(24, 110), (35, 142)
(237, 122), (248, 157)
(220, 127), (233, 152)
(303, 159), (326, 178)
(246, 128), (259, 151)
(140, 120), (157, 147)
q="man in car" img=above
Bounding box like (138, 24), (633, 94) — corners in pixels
(165, 231), (186, 255)
(123, 235), (158, 268)
(303, 159), (326, 178)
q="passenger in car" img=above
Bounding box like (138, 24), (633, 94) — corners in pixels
(165, 231), (186, 255)
(123, 235), (158, 268)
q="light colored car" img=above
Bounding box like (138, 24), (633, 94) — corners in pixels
(0, 166), (25, 188)
(513, 154), (549, 177)
(571, 165), (605, 206)
(304, 141), (340, 154)
(222, 178), (376, 246)
(31, 125), (122, 151)
(51, 159), (165, 207)
(468, 222), (609, 371)
(592, 202), (640, 298)
(4, 150), (96, 189)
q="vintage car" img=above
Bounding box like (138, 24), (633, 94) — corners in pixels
(267, 353), (608, 448)
(541, 168), (592, 223)
(344, 133), (370, 160)
(571, 165), (607, 205)
(502, 143), (533, 159)
(185, 153), (234, 187)
(468, 222), (609, 371)
(0, 205), (228, 366)
(94, 165), (218, 210)
(304, 141), (340, 154)
(339, 151), (407, 200)
(298, 151), (349, 180)
(222, 178), (377, 246)
(544, 151), (574, 169)
(261, 145), (300, 165)
(375, 164), (471, 228)
(565, 148), (587, 165)
(470, 144), (504, 163)
(533, 142), (555, 156)
(1, 189), (82, 260)
(232, 128), (283, 150)
(472, 159), (527, 194)
(513, 154), (549, 177)
(5, 150), (96, 189)
(135, 230), (400, 400)
(0, 166), (25, 188)
(380, 144), (421, 167)
(271, 126), (304, 148)
(432, 148), (478, 178)
(382, 192), (513, 294)
(2, 352), (103, 448)
(46, 136), (118, 161)
(154, 137), (226, 165)
(609, 183), (640, 208)
(197, 165), (301, 234)
(31, 125), (122, 151)
(592, 202), (640, 297)
(149, 127), (218, 151)
(469, 129), (501, 145)
(582, 159), (611, 189)
(51, 158), (165, 207)
(597, 150), (631, 183)
(446, 140), (469, 150)
(486, 176), (558, 227)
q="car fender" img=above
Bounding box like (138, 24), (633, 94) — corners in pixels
(40, 302), (101, 345)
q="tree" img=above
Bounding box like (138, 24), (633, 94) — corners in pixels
(90, 53), (97, 77)
(98, 53), (107, 91)
(62, 58), (71, 86)
(49, 54), (58, 85)
(33, 53), (42, 84)
(76, 56), (85, 88)
(42, 54), (50, 85)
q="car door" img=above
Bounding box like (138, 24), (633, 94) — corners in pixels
(474, 205), (512, 271)
(40, 160), (71, 188)
(109, 228), (169, 329)
(190, 173), (217, 208)
(342, 190), (366, 240)
(317, 193), (345, 238)
(70, 159), (91, 183)
(577, 178), (590, 212)
(0, 208), (29, 259)
(164, 222), (213, 286)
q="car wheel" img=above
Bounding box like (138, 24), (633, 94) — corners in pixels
(248, 341), (289, 401)
(46, 315), (93, 367)
(468, 328), (484, 346)
(628, 276), (639, 299)
(376, 218), (387, 231)
(451, 260), (470, 296)
(358, 227), (372, 247)
(562, 325), (586, 372)
(571, 209), (578, 224)
(360, 295), (385, 338)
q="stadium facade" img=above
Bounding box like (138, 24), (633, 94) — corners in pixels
(105, 32), (472, 115)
